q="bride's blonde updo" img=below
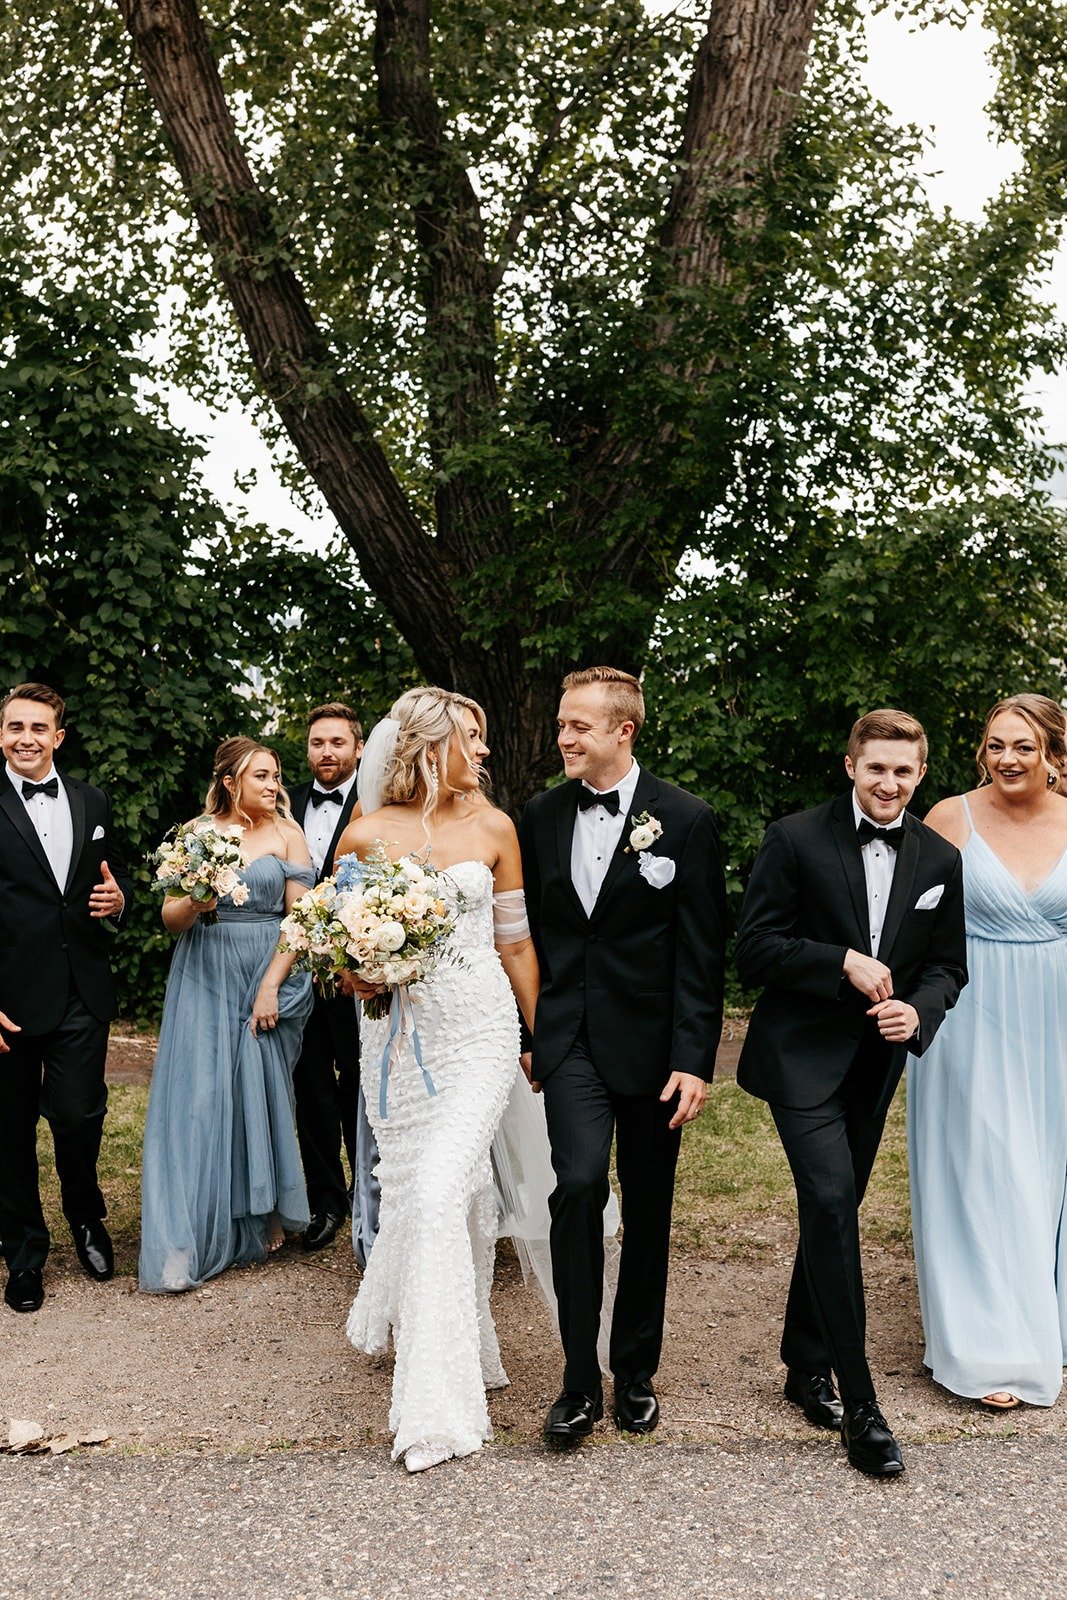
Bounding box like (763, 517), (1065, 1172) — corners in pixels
(204, 736), (293, 825)
(382, 688), (488, 813)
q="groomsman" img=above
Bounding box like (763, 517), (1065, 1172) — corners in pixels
(0, 683), (132, 1313)
(736, 709), (967, 1476)
(289, 703), (365, 1251)
(520, 666), (727, 1443)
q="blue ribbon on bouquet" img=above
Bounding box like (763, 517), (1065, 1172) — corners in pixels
(378, 987), (437, 1120)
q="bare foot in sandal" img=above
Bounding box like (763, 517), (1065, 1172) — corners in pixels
(980, 1392), (1021, 1410)
(267, 1214), (284, 1253)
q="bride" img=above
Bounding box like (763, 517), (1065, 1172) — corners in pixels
(334, 687), (541, 1473)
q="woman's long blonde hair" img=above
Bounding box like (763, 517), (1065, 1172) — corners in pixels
(382, 688), (488, 819)
(204, 737), (293, 825)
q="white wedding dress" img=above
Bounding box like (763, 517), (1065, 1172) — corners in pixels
(345, 861), (520, 1465)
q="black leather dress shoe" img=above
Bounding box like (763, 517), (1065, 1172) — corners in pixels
(301, 1212), (344, 1252)
(72, 1221), (114, 1282)
(543, 1387), (603, 1447)
(4, 1268), (44, 1313)
(614, 1379), (660, 1434)
(841, 1400), (905, 1477)
(784, 1368), (844, 1430)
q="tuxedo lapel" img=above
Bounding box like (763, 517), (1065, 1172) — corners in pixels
(877, 814), (920, 962)
(830, 797), (872, 955)
(64, 775), (86, 893)
(0, 776), (56, 885)
(590, 770), (659, 918)
(554, 782), (587, 919)
(325, 788), (359, 877)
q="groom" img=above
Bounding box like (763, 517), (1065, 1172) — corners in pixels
(736, 709), (967, 1476)
(520, 666), (727, 1443)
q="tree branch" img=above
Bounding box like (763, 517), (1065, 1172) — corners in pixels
(374, 0), (510, 567)
(117, 0), (462, 681)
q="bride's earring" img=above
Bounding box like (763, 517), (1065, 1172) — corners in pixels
(428, 759), (439, 798)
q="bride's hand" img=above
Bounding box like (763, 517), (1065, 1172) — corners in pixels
(520, 1051), (543, 1094)
(350, 977), (384, 1002)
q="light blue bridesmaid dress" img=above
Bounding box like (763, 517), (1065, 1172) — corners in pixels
(907, 796), (1067, 1404)
(139, 856), (314, 1292)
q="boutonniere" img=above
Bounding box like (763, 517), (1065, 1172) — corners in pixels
(625, 811), (663, 854)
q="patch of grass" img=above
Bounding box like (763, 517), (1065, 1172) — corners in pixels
(672, 1077), (913, 1258)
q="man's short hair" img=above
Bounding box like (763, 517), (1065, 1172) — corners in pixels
(306, 702), (363, 742)
(847, 708), (928, 766)
(561, 666), (645, 741)
(1, 682), (66, 728)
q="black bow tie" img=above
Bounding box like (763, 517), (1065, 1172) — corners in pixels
(21, 777), (59, 801)
(856, 818), (902, 850)
(578, 787), (620, 815)
(310, 788), (344, 808)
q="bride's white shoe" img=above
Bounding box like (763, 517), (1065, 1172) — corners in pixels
(404, 1441), (454, 1474)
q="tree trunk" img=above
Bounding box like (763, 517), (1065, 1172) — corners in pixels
(116, 0), (819, 810)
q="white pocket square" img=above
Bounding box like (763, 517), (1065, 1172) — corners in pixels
(914, 884), (944, 911)
(92, 825), (106, 842)
(637, 852), (676, 890)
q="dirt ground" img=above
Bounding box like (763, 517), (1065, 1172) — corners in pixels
(3, 1023), (1063, 1454)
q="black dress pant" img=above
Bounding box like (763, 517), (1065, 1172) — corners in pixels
(0, 987), (110, 1272)
(542, 1028), (682, 1393)
(293, 991), (361, 1217)
(769, 1036), (900, 1403)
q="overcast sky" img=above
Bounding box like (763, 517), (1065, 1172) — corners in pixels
(170, 7), (1067, 546)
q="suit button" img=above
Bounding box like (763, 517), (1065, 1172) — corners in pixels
(578, 980), (585, 989)
(588, 935), (598, 945)
(61, 943), (69, 951)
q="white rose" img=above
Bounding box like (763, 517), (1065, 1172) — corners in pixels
(375, 921), (407, 953)
(630, 824), (656, 852)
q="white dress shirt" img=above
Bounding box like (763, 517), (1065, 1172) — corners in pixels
(302, 772), (357, 875)
(852, 792), (904, 958)
(570, 761), (641, 917)
(7, 762), (74, 888)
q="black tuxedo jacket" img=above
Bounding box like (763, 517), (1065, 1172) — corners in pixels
(519, 770), (727, 1096)
(735, 792), (967, 1111)
(0, 770), (133, 1034)
(288, 780), (359, 884)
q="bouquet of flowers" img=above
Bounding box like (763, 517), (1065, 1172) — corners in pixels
(279, 843), (459, 1018)
(151, 819), (249, 926)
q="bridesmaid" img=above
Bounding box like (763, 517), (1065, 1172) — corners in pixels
(139, 738), (315, 1292)
(908, 694), (1067, 1408)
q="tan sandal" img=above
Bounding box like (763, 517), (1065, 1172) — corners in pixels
(979, 1392), (1021, 1410)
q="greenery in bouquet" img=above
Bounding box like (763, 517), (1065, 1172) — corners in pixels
(279, 843), (460, 1017)
(151, 820), (248, 927)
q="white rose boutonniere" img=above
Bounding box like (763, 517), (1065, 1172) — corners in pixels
(626, 811), (663, 854)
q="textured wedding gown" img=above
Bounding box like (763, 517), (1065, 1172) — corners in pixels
(908, 797), (1067, 1405)
(346, 861), (520, 1462)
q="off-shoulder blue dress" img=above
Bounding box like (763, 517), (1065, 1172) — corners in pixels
(139, 856), (314, 1292)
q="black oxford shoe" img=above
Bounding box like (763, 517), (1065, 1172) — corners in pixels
(614, 1379), (660, 1434)
(5, 1268), (44, 1313)
(301, 1212), (344, 1252)
(543, 1386), (603, 1448)
(784, 1368), (845, 1430)
(841, 1400), (905, 1478)
(72, 1221), (114, 1282)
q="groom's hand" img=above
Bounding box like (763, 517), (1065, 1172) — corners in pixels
(661, 1071), (706, 1128)
(0, 1008), (20, 1053)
